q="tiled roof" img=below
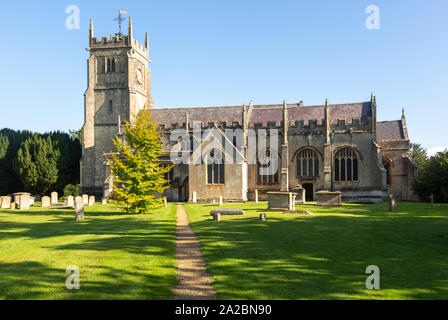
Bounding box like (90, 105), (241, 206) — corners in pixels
(249, 102), (371, 127)
(151, 101), (372, 127)
(150, 105), (243, 127)
(376, 120), (405, 140)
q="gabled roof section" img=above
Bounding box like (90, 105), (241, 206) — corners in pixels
(376, 120), (406, 141)
(151, 105), (243, 127)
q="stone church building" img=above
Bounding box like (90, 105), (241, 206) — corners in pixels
(81, 18), (418, 203)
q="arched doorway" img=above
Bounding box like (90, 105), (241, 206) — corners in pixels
(303, 183), (314, 201)
(180, 177), (189, 202)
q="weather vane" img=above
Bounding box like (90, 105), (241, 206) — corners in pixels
(114, 10), (127, 35)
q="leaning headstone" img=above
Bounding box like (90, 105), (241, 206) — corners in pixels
(74, 197), (84, 222)
(388, 194), (397, 212)
(192, 191), (197, 203)
(66, 195), (74, 208)
(255, 189), (259, 203)
(260, 213), (267, 221)
(102, 198), (107, 205)
(430, 193), (434, 209)
(1, 196), (11, 209)
(50, 192), (58, 205)
(213, 213), (221, 222)
(219, 196), (223, 206)
(164, 197), (168, 208)
(88, 196), (95, 206)
(82, 194), (88, 204)
(41, 196), (51, 208)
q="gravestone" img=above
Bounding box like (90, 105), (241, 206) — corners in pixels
(66, 196), (74, 208)
(82, 194), (88, 204)
(164, 198), (167, 208)
(219, 196), (223, 206)
(1, 196), (11, 209)
(316, 191), (341, 206)
(192, 191), (197, 203)
(74, 197), (84, 221)
(213, 213), (221, 222)
(13, 192), (30, 210)
(88, 196), (95, 206)
(50, 192), (58, 205)
(388, 194), (397, 212)
(41, 196), (51, 207)
(210, 208), (245, 216)
(260, 213), (267, 221)
(102, 198), (107, 205)
(255, 189), (258, 203)
(10, 202), (16, 210)
(430, 193), (434, 209)
(29, 196), (35, 206)
(18, 194), (30, 210)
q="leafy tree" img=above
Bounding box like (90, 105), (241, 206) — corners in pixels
(412, 150), (448, 202)
(0, 129), (33, 194)
(13, 135), (60, 194)
(409, 143), (428, 169)
(110, 106), (171, 214)
(63, 183), (80, 197)
(47, 131), (82, 192)
(0, 134), (9, 160)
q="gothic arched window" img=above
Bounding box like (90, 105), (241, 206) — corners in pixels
(297, 149), (319, 177)
(207, 151), (225, 184)
(257, 150), (279, 184)
(383, 157), (392, 186)
(334, 148), (359, 182)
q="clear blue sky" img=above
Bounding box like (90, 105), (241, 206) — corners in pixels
(0, 0), (446, 152)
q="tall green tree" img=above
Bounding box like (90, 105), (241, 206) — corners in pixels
(13, 135), (60, 194)
(410, 142), (428, 169)
(0, 134), (9, 160)
(412, 150), (448, 202)
(110, 106), (171, 214)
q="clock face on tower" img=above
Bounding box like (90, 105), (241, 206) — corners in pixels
(136, 68), (143, 85)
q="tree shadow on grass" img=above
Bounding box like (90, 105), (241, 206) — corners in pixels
(0, 261), (177, 300)
(186, 202), (448, 299)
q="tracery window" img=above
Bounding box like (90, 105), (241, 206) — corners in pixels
(334, 148), (359, 182)
(297, 149), (319, 177)
(257, 150), (279, 184)
(207, 151), (225, 184)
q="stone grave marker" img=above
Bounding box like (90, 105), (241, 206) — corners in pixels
(10, 202), (16, 209)
(50, 192), (58, 205)
(82, 194), (88, 204)
(388, 194), (397, 212)
(192, 191), (197, 203)
(1, 196), (11, 209)
(219, 196), (223, 206)
(41, 196), (51, 207)
(102, 198), (107, 205)
(74, 197), (84, 222)
(66, 196), (74, 208)
(88, 196), (95, 206)
(260, 213), (267, 221)
(255, 189), (259, 203)
(164, 197), (167, 208)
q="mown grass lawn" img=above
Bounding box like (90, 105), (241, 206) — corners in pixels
(0, 202), (178, 299)
(184, 201), (448, 299)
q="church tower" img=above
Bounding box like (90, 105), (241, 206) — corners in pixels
(81, 17), (153, 197)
